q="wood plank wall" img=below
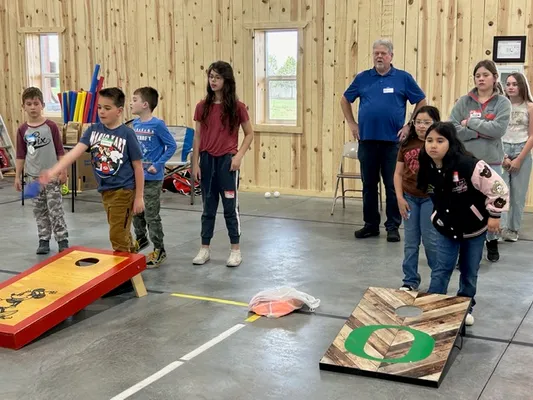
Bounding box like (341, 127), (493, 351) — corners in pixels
(2, 0), (533, 206)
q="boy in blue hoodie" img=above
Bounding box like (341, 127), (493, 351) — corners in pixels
(130, 87), (177, 267)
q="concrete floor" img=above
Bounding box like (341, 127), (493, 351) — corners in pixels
(1, 177), (533, 400)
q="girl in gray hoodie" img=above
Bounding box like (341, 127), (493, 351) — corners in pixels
(450, 59), (511, 263)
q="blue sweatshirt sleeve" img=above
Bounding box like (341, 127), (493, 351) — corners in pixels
(152, 120), (177, 172)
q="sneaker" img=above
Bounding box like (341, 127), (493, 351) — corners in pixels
(399, 285), (416, 291)
(226, 249), (242, 267)
(502, 229), (519, 242)
(135, 236), (149, 252)
(193, 247), (210, 265)
(486, 239), (500, 262)
(36, 240), (50, 255)
(58, 239), (69, 252)
(387, 229), (401, 242)
(354, 226), (380, 239)
(147, 248), (166, 268)
(465, 313), (475, 326)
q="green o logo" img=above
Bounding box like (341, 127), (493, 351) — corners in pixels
(345, 325), (435, 363)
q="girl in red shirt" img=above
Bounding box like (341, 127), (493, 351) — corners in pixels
(192, 61), (254, 267)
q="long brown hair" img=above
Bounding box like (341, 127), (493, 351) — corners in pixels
(200, 61), (240, 134)
(505, 72), (533, 103)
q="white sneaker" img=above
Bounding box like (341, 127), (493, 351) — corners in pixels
(226, 250), (242, 267)
(465, 313), (474, 326)
(502, 229), (519, 242)
(193, 248), (210, 265)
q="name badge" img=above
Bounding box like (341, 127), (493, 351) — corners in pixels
(383, 87), (394, 94)
(100, 138), (114, 148)
(469, 110), (482, 118)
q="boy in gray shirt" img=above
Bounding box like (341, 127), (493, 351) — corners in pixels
(15, 87), (69, 254)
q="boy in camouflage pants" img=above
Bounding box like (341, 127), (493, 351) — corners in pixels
(130, 87), (177, 267)
(15, 87), (69, 254)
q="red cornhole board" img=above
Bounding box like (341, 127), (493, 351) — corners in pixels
(0, 246), (147, 350)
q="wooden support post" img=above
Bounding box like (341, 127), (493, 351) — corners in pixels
(130, 274), (147, 298)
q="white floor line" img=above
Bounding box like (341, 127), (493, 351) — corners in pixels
(109, 361), (184, 400)
(109, 323), (246, 400)
(180, 323), (246, 361)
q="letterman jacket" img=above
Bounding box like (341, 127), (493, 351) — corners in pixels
(426, 154), (509, 240)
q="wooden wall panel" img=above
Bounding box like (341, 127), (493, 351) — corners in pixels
(2, 0), (533, 207)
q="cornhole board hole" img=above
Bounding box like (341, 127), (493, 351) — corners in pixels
(319, 287), (471, 388)
(0, 246), (147, 350)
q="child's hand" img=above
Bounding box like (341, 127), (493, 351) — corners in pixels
(397, 197), (410, 220)
(461, 119), (469, 127)
(502, 157), (512, 170)
(193, 163), (201, 182)
(230, 155), (242, 171)
(509, 158), (522, 173)
(14, 177), (22, 192)
(133, 197), (145, 215)
(58, 171), (67, 184)
(147, 165), (157, 174)
(39, 169), (54, 185)
(487, 217), (500, 234)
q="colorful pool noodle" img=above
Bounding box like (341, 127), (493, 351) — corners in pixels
(62, 92), (68, 123)
(91, 76), (105, 123)
(69, 91), (77, 122)
(83, 92), (93, 123)
(74, 92), (83, 122)
(78, 91), (88, 122)
(86, 64), (101, 122)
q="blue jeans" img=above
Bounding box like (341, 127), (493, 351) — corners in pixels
(358, 140), (401, 231)
(428, 231), (487, 312)
(501, 142), (533, 232)
(401, 194), (438, 288)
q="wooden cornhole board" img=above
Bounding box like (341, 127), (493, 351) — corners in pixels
(0, 246), (146, 350)
(319, 287), (471, 388)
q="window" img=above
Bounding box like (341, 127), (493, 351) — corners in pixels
(25, 34), (61, 115)
(254, 29), (301, 130)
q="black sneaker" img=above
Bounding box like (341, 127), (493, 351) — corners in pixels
(36, 240), (50, 254)
(486, 239), (499, 262)
(135, 236), (149, 252)
(147, 248), (167, 268)
(387, 229), (401, 242)
(58, 239), (69, 252)
(354, 226), (380, 239)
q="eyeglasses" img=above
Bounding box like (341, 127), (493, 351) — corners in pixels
(413, 120), (433, 126)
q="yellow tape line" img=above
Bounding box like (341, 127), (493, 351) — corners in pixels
(170, 293), (248, 307)
(245, 314), (261, 323)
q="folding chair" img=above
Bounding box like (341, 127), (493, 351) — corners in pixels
(164, 125), (195, 205)
(330, 141), (382, 215)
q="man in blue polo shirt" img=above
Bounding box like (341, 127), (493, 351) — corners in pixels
(341, 39), (427, 242)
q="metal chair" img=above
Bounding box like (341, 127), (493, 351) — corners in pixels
(330, 141), (382, 215)
(164, 125), (195, 205)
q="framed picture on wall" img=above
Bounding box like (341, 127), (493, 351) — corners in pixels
(497, 65), (525, 87)
(493, 36), (526, 63)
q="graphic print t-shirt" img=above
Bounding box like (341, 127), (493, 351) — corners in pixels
(16, 120), (65, 177)
(79, 123), (143, 192)
(133, 117), (177, 181)
(397, 137), (428, 198)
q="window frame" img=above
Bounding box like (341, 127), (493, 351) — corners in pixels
(21, 28), (64, 117)
(247, 22), (306, 134)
